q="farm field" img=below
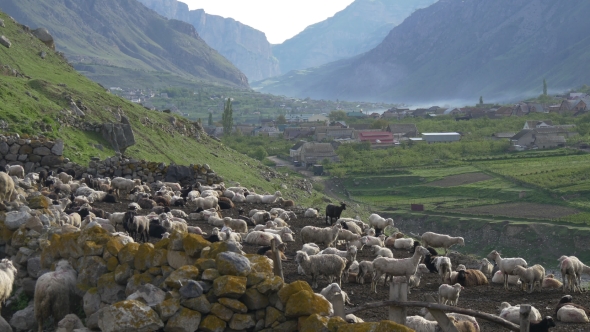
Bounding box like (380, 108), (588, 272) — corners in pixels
(425, 172), (492, 187)
(452, 202), (579, 220)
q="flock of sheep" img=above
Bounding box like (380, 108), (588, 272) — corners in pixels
(0, 163), (587, 331)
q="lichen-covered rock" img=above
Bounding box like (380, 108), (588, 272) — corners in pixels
(152, 248), (167, 267)
(27, 195), (51, 209)
(117, 242), (140, 265)
(114, 263), (133, 285)
(134, 243), (155, 272)
(83, 288), (102, 317)
(106, 256), (119, 272)
(77, 225), (111, 246)
(168, 231), (187, 251)
(164, 265), (200, 289)
(183, 233), (210, 257)
(336, 321), (414, 332)
(98, 300), (164, 332)
(164, 308), (202, 332)
(272, 320), (298, 332)
(301, 314), (329, 332)
(213, 275), (247, 299)
(106, 237), (127, 256)
(5, 210), (32, 231)
(196, 258), (216, 271)
(125, 273), (154, 296)
(210, 303), (233, 321)
(167, 250), (196, 270)
(83, 241), (105, 256)
(179, 280), (203, 298)
(245, 254), (273, 275)
(278, 280), (314, 306)
(201, 241), (241, 259)
(247, 272), (267, 287)
(265, 306), (286, 328)
(202, 268), (220, 281)
(229, 313), (256, 330)
(126, 284), (166, 307)
(154, 238), (170, 250)
(327, 316), (347, 331)
(199, 314), (226, 332)
(97, 273), (126, 304)
(216, 251), (251, 277)
(181, 295), (211, 314)
(256, 276), (284, 294)
(0, 316), (11, 332)
(240, 287), (269, 311)
(77, 256), (108, 290)
(155, 298), (180, 322)
(285, 290), (332, 318)
(218, 298), (247, 314)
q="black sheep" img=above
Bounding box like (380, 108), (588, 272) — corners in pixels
(340, 220), (349, 230)
(103, 189), (118, 203)
(0, 165), (5, 173)
(149, 219), (167, 238)
(152, 206), (171, 214)
(205, 233), (220, 243)
(325, 203), (346, 225)
(423, 247), (439, 273)
(179, 186), (193, 199)
(44, 178), (55, 189)
(530, 316), (556, 332)
(47, 187), (61, 200)
(38, 170), (51, 184)
(173, 199), (185, 207)
(122, 211), (137, 234)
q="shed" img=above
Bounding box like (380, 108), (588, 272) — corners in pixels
(422, 133), (461, 143)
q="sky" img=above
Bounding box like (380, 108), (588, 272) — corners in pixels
(180, 0), (355, 44)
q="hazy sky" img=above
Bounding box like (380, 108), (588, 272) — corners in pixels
(180, 0), (355, 44)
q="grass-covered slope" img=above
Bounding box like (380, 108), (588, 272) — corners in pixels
(0, 12), (322, 203)
(0, 0), (248, 89)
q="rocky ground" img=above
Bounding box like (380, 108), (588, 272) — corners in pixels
(90, 198), (590, 332)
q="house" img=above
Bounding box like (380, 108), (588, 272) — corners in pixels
(308, 114), (329, 123)
(325, 128), (355, 140)
(329, 121), (348, 128)
(443, 108), (463, 116)
(284, 127), (313, 140)
(289, 141), (306, 161)
(523, 120), (553, 129)
(386, 124), (418, 139)
(513, 103), (530, 116)
(494, 106), (513, 117)
(526, 103), (547, 113)
(235, 125), (255, 136)
(510, 130), (535, 147)
(556, 99), (587, 114)
(357, 131), (395, 147)
(422, 133), (461, 143)
(569, 93), (588, 99)
(511, 129), (569, 149)
(534, 135), (566, 149)
(299, 142), (339, 165)
(368, 113), (381, 119)
(346, 111), (367, 118)
(535, 127), (577, 138)
(254, 126), (280, 137)
(349, 124), (374, 131)
(492, 132), (517, 140)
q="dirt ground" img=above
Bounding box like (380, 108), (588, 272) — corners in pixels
(91, 198), (590, 332)
(426, 173), (493, 188)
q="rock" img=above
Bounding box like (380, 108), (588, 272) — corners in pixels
(213, 275), (247, 299)
(181, 295), (211, 314)
(118, 242), (140, 265)
(102, 118), (136, 154)
(0, 142), (8, 155)
(32, 28), (55, 49)
(22, 278), (36, 298)
(216, 251), (251, 277)
(327, 316), (347, 331)
(133, 243), (155, 272)
(24, 216), (43, 232)
(26, 255), (41, 278)
(164, 165), (194, 185)
(41, 154), (64, 166)
(199, 314), (226, 332)
(183, 233), (210, 257)
(285, 290), (333, 318)
(164, 265), (200, 289)
(152, 248), (168, 267)
(179, 280), (203, 299)
(201, 268), (220, 281)
(18, 145), (32, 154)
(127, 283), (166, 307)
(77, 256), (108, 289)
(83, 288), (102, 317)
(56, 314), (84, 332)
(165, 308), (202, 332)
(210, 303), (233, 321)
(273, 320), (298, 332)
(265, 306), (285, 328)
(155, 298), (180, 322)
(99, 300), (164, 332)
(0, 19), (4, 28)
(196, 258), (216, 271)
(218, 298), (247, 313)
(33, 146), (51, 156)
(125, 273), (154, 297)
(0, 316), (12, 332)
(256, 276), (283, 294)
(9, 303), (35, 331)
(245, 254), (273, 275)
(52, 139), (64, 155)
(229, 314), (256, 330)
(28, 196), (51, 209)
(85, 308), (102, 330)
(97, 273), (126, 304)
(240, 288), (269, 311)
(0, 35), (11, 48)
(337, 321), (414, 332)
(5, 210), (32, 231)
(300, 314), (329, 332)
(278, 280), (314, 306)
(114, 263), (133, 285)
(168, 231), (186, 251)
(167, 250), (195, 269)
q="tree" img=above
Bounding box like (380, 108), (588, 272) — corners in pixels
(222, 98), (233, 136)
(329, 110), (347, 121)
(479, 96), (484, 105)
(249, 147), (267, 161)
(208, 113), (213, 126)
(276, 114), (287, 125)
(543, 78), (548, 96)
(371, 119), (388, 130)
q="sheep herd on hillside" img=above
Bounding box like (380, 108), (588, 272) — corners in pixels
(0, 164), (586, 331)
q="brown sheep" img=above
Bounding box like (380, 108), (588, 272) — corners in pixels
(218, 197), (234, 210)
(138, 198), (157, 209)
(154, 195), (170, 206)
(542, 274), (563, 289)
(457, 269), (488, 287)
(0, 172), (15, 202)
(281, 199), (295, 208)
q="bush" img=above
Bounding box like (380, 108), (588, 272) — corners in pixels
(249, 147), (268, 161)
(312, 182), (325, 192)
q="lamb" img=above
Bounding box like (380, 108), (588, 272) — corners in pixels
(457, 269), (489, 287)
(360, 235), (384, 248)
(0, 259), (17, 310)
(189, 196), (218, 210)
(408, 264), (430, 294)
(337, 228), (361, 244)
(393, 238), (414, 250)
(263, 227), (295, 243)
(433, 256), (452, 283)
(223, 217), (248, 234)
(371, 244), (393, 258)
(421, 309), (480, 332)
(321, 245), (357, 266)
(320, 283), (352, 306)
(301, 224), (342, 248)
(277, 197), (295, 207)
(304, 208), (318, 218)
(87, 190), (107, 203)
(57, 172), (73, 184)
(0, 172), (15, 202)
(499, 302), (542, 324)
(371, 246), (430, 293)
(245, 193), (263, 203)
(405, 316), (439, 332)
(338, 219), (364, 236)
(35, 260), (78, 332)
(438, 283), (464, 306)
(295, 251), (348, 288)
(491, 271), (522, 286)
(558, 255), (584, 293)
(7, 165), (24, 179)
(542, 274), (563, 289)
(487, 250), (527, 290)
(325, 203), (346, 225)
(368, 213), (394, 236)
(513, 264), (545, 293)
(160, 214), (188, 234)
(356, 261), (373, 285)
(529, 317), (556, 332)
(421, 232), (465, 255)
(252, 211), (272, 225)
(111, 177), (142, 197)
(553, 295), (590, 318)
(480, 258), (494, 278)
(300, 243), (320, 256)
(244, 231), (281, 246)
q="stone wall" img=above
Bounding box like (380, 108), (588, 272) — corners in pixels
(0, 134), (64, 172)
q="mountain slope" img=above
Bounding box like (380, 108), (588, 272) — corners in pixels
(0, 0), (248, 88)
(138, 0), (280, 82)
(271, 0), (436, 75)
(257, 0), (590, 104)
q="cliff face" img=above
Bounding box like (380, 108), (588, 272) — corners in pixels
(272, 0), (437, 74)
(138, 0), (280, 82)
(256, 0), (590, 103)
(0, 0), (249, 88)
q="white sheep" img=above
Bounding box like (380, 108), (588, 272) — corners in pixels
(261, 191), (281, 204)
(357, 261), (373, 285)
(421, 309), (480, 331)
(7, 165), (24, 178)
(301, 243), (321, 256)
(208, 215), (225, 227)
(304, 208), (318, 218)
(251, 211), (271, 225)
(487, 250), (527, 290)
(170, 209), (188, 219)
(337, 229), (361, 244)
(189, 196), (218, 210)
(248, 209), (264, 217)
(491, 271), (521, 286)
(200, 189), (219, 198)
(557, 305), (589, 323)
(513, 264), (545, 293)
(393, 238), (414, 250)
(433, 256), (452, 283)
(0, 259), (17, 310)
(321, 245), (357, 267)
(480, 258), (493, 278)
(368, 213), (394, 235)
(320, 283), (352, 306)
(108, 212), (126, 227)
(35, 260), (78, 332)
(421, 232), (465, 255)
(223, 189), (235, 199)
(223, 217), (248, 234)
(301, 224), (342, 248)
(57, 172), (73, 184)
(295, 251), (347, 289)
(160, 214), (188, 234)
(360, 235), (384, 248)
(438, 283), (463, 306)
(405, 315), (439, 332)
(408, 264), (430, 294)
(558, 255), (584, 293)
(111, 177), (141, 197)
(232, 192), (246, 203)
(498, 302), (542, 324)
(244, 231), (281, 246)
(371, 244), (393, 258)
(371, 246), (430, 293)
(245, 193), (263, 203)
(337, 218), (364, 235)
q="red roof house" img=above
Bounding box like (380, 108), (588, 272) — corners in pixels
(357, 131), (395, 146)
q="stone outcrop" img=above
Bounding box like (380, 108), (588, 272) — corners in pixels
(0, 35), (10, 48)
(101, 116), (136, 154)
(31, 28), (55, 50)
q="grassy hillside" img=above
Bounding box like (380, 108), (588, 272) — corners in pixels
(0, 11), (323, 205)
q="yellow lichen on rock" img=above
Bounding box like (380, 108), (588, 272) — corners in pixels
(134, 243), (155, 272)
(213, 275), (247, 299)
(106, 237), (126, 256)
(183, 233), (211, 257)
(285, 290), (332, 318)
(118, 242), (140, 265)
(106, 256), (119, 272)
(328, 316), (348, 332)
(278, 280), (314, 306)
(245, 254), (273, 275)
(164, 265), (200, 289)
(336, 321), (415, 332)
(301, 314), (330, 332)
(199, 314), (227, 332)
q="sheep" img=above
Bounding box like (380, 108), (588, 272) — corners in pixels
(321, 245), (357, 267)
(487, 250), (527, 290)
(368, 213), (394, 236)
(187, 226), (204, 235)
(0, 259), (17, 310)
(277, 197), (295, 207)
(456, 264), (466, 272)
(553, 295), (590, 318)
(491, 271), (522, 286)
(149, 219), (167, 239)
(457, 269), (489, 287)
(325, 203), (346, 225)
(438, 283), (463, 306)
(259, 191), (281, 204)
(393, 238), (414, 250)
(160, 214), (188, 234)
(304, 208), (318, 218)
(301, 224), (342, 248)
(67, 212), (82, 228)
(371, 246), (430, 293)
(421, 309), (480, 332)
(263, 227), (294, 243)
(7, 165), (24, 179)
(223, 217), (248, 234)
(371, 244), (393, 258)
(300, 243), (320, 256)
(102, 189), (118, 203)
(189, 196), (218, 210)
(232, 192), (246, 203)
(338, 219), (364, 236)
(529, 317), (556, 332)
(345, 314), (364, 324)
(208, 215), (225, 227)
(111, 177), (141, 197)
(244, 231), (281, 246)
(360, 235), (384, 248)
(252, 211), (272, 225)
(218, 197), (234, 210)
(257, 242), (288, 261)
(556, 305), (589, 323)
(513, 264), (545, 293)
(498, 302), (542, 324)
(320, 283), (352, 306)
(35, 260), (78, 332)
(295, 251), (347, 289)
(433, 256), (452, 283)
(558, 255), (584, 293)
(0, 172), (15, 202)
(408, 264), (430, 294)
(356, 261), (373, 285)
(123, 213), (149, 242)
(542, 274), (563, 289)
(337, 228), (361, 244)
(405, 316), (439, 332)
(245, 193), (263, 203)
(421, 232), (465, 255)
(423, 247), (439, 273)
(479, 258), (494, 278)
(384, 234), (403, 247)
(57, 172), (72, 184)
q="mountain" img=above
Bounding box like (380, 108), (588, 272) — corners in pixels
(0, 0), (248, 89)
(271, 0), (437, 75)
(137, 0), (280, 82)
(256, 0), (590, 104)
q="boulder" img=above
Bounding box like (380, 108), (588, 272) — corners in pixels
(164, 165), (194, 185)
(245, 254), (273, 275)
(83, 288), (102, 317)
(0, 142), (8, 155)
(51, 139), (64, 155)
(28, 196), (51, 209)
(199, 314), (226, 332)
(336, 321), (414, 332)
(229, 314), (256, 330)
(32, 28), (55, 49)
(256, 276), (283, 294)
(26, 255), (41, 278)
(77, 256), (108, 289)
(278, 280), (314, 306)
(155, 298), (180, 322)
(165, 308), (202, 332)
(125, 273), (154, 297)
(179, 280), (203, 299)
(218, 298), (247, 314)
(33, 146), (51, 156)
(9, 303), (35, 331)
(126, 283), (166, 307)
(167, 250), (195, 269)
(265, 306), (286, 328)
(285, 290), (333, 318)
(0, 316), (12, 332)
(5, 210), (32, 231)
(181, 295), (211, 314)
(118, 242), (140, 265)
(97, 273), (126, 304)
(0, 35), (11, 48)
(114, 263), (133, 285)
(101, 117), (136, 154)
(213, 275), (247, 299)
(55, 314), (84, 332)
(216, 251), (251, 277)
(201, 268), (220, 281)
(183, 234), (210, 257)
(98, 300), (164, 332)
(240, 288), (269, 311)
(210, 303), (233, 321)
(41, 155), (64, 167)
(133, 243), (155, 272)
(300, 314), (329, 332)
(164, 265), (200, 289)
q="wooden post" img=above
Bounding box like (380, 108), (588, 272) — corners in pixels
(519, 305), (531, 332)
(331, 292), (346, 319)
(388, 277), (407, 324)
(270, 239), (284, 280)
(424, 295), (459, 332)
